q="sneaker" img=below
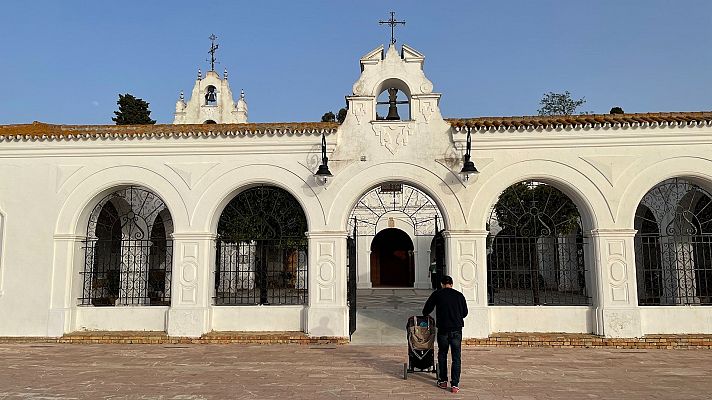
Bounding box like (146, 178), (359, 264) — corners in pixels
(437, 381), (448, 389)
(451, 386), (460, 393)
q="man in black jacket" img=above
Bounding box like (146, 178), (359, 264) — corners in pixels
(422, 275), (468, 393)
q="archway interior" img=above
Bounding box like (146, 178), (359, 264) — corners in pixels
(82, 186), (174, 307)
(370, 228), (414, 287)
(215, 185), (308, 306)
(634, 178), (712, 305)
(487, 181), (588, 306)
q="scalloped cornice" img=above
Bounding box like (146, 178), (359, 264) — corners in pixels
(448, 111), (712, 132)
(0, 122), (339, 142)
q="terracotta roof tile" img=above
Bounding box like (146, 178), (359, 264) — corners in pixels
(1, 111), (711, 142)
(0, 122), (339, 142)
(447, 111), (712, 130)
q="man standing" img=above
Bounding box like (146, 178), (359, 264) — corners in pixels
(422, 275), (468, 393)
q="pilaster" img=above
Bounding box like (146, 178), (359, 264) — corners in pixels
(47, 233), (84, 337)
(305, 231), (348, 337)
(166, 232), (215, 337)
(443, 229), (490, 338)
(590, 229), (642, 338)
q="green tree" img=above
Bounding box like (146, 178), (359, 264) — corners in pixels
(537, 91), (586, 116)
(321, 111), (336, 122)
(112, 93), (156, 125)
(321, 107), (348, 124)
(336, 107), (347, 124)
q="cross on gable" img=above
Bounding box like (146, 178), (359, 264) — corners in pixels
(379, 11), (405, 45)
(207, 34), (219, 71)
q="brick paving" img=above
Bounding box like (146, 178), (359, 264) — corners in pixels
(1, 344), (711, 399)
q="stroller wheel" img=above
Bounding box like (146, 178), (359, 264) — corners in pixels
(403, 362), (408, 380)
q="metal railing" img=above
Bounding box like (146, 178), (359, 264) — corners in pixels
(214, 239), (308, 305)
(80, 239), (172, 306)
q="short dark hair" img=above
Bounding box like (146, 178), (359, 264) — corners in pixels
(440, 275), (453, 285)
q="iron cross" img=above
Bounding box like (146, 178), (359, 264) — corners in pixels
(207, 34), (219, 71)
(379, 11), (405, 45)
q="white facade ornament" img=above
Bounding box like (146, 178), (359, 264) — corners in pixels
(174, 69), (248, 124)
(372, 122), (414, 154)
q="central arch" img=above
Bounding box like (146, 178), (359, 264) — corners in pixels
(370, 228), (414, 287)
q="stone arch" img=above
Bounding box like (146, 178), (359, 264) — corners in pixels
(192, 164), (324, 234)
(617, 157), (712, 229)
(55, 165), (189, 236)
(633, 177), (712, 305)
(369, 227), (415, 287)
(330, 162), (463, 233)
(486, 180), (590, 306)
(470, 160), (607, 232)
(80, 185), (175, 307)
(214, 185), (309, 305)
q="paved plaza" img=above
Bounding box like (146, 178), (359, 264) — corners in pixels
(1, 343), (711, 399)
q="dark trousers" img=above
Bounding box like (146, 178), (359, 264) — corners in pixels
(437, 330), (462, 387)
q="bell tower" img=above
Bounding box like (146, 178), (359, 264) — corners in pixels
(173, 34), (248, 124)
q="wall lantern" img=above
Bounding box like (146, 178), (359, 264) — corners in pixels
(314, 133), (333, 186)
(459, 128), (479, 183)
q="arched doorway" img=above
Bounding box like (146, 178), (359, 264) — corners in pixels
(370, 228), (414, 287)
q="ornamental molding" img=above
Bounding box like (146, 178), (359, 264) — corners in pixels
(371, 121), (415, 154)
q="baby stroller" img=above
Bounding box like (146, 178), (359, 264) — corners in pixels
(403, 315), (437, 380)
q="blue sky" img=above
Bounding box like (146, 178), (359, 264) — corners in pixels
(1, 1), (711, 125)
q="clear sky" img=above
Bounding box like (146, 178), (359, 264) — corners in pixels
(1, 0), (711, 125)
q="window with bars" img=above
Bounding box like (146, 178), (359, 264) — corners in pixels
(215, 186), (308, 305)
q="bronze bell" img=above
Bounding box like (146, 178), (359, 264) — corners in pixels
(205, 87), (217, 104)
(385, 88), (401, 120)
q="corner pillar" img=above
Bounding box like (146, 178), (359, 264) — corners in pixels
(443, 230), (490, 338)
(166, 232), (214, 337)
(305, 231), (349, 338)
(590, 229), (642, 338)
(47, 234), (85, 337)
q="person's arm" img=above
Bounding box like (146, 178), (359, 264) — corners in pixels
(461, 293), (469, 318)
(422, 292), (436, 316)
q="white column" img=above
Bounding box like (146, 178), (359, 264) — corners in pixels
(166, 232), (214, 337)
(306, 231), (348, 338)
(47, 234), (84, 337)
(443, 230), (490, 338)
(590, 229), (642, 338)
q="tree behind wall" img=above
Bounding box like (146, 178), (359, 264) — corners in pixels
(112, 93), (156, 125)
(537, 91), (586, 116)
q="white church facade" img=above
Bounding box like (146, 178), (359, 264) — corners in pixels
(1, 41), (712, 340)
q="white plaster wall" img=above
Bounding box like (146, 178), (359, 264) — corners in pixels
(211, 306), (304, 331)
(75, 307), (168, 332)
(640, 307), (712, 334)
(489, 307), (594, 333)
(1, 42), (712, 339)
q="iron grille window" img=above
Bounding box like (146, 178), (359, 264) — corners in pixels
(215, 186), (309, 306)
(635, 179), (712, 305)
(215, 239), (307, 305)
(80, 187), (173, 306)
(487, 181), (590, 306)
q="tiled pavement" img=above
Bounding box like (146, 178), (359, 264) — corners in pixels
(350, 289), (432, 345)
(1, 343), (711, 399)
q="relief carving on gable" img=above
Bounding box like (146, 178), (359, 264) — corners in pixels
(372, 122), (415, 154)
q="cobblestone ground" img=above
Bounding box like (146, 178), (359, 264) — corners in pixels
(1, 344), (711, 399)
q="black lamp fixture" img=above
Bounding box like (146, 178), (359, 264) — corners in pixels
(459, 129), (478, 183)
(315, 133), (333, 186)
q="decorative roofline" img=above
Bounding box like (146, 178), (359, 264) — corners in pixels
(1, 111), (711, 142)
(0, 122), (339, 142)
(448, 111), (712, 131)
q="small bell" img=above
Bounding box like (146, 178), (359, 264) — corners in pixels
(385, 88), (401, 120)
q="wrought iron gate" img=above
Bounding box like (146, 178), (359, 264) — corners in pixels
(347, 218), (357, 337)
(635, 178), (712, 305)
(214, 186), (308, 306)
